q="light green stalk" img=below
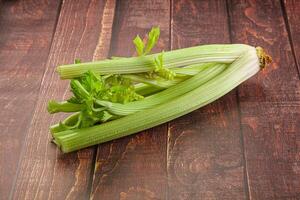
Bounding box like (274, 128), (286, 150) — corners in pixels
(57, 44), (252, 79)
(48, 101), (83, 114)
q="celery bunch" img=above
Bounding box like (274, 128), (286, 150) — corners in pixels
(48, 27), (271, 153)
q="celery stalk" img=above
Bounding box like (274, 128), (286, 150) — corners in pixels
(57, 44), (252, 79)
(53, 47), (267, 153)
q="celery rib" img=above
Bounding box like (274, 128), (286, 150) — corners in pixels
(134, 83), (163, 96)
(133, 63), (215, 95)
(50, 112), (80, 133)
(57, 44), (252, 79)
(123, 74), (185, 88)
(48, 101), (83, 114)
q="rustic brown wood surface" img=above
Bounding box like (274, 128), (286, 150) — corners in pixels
(0, 0), (299, 199)
(0, 1), (61, 199)
(283, 0), (300, 74)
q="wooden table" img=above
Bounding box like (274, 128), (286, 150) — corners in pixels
(0, 0), (299, 199)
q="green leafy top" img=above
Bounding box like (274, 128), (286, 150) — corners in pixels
(133, 35), (145, 56)
(133, 27), (176, 80)
(51, 70), (143, 130)
(150, 52), (176, 80)
(68, 71), (143, 104)
(133, 27), (160, 56)
(145, 27), (160, 55)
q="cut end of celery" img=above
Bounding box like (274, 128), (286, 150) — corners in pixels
(56, 65), (79, 80)
(47, 100), (59, 114)
(56, 66), (63, 78)
(52, 137), (66, 152)
(256, 47), (272, 69)
(51, 138), (61, 147)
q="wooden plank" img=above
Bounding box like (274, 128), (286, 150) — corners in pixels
(10, 0), (116, 199)
(0, 0), (61, 199)
(283, 0), (300, 75)
(167, 0), (247, 199)
(90, 0), (170, 199)
(228, 0), (300, 199)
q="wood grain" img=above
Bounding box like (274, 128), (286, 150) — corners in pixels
(90, 0), (170, 199)
(0, 0), (61, 199)
(10, 0), (116, 199)
(167, 0), (247, 199)
(283, 0), (300, 76)
(228, 0), (300, 199)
